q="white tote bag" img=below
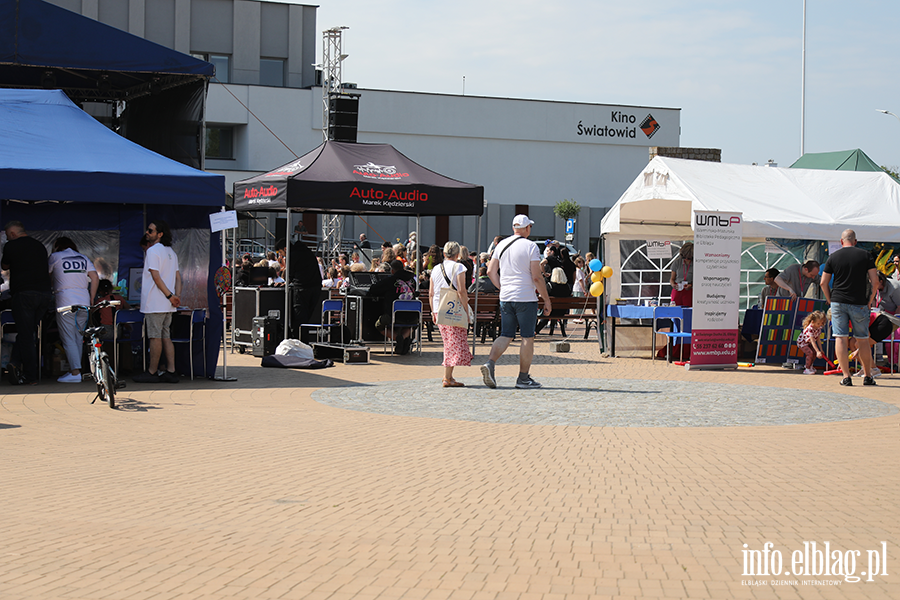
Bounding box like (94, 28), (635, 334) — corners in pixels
(435, 264), (470, 328)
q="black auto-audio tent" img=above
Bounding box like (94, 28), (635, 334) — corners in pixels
(233, 140), (484, 215)
(0, 89), (226, 377)
(233, 140), (485, 345)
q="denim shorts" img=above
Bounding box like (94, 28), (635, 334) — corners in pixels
(830, 302), (869, 339)
(499, 301), (539, 339)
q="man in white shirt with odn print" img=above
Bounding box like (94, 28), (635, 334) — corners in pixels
(134, 220), (182, 384)
(481, 215), (552, 389)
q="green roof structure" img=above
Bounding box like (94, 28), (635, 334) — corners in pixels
(790, 148), (885, 172)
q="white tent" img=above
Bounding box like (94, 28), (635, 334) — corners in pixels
(601, 156), (900, 301)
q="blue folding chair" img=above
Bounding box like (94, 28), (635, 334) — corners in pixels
(386, 299), (422, 355)
(301, 299), (344, 344)
(652, 306), (692, 362)
(664, 307), (692, 362)
(320, 299), (344, 343)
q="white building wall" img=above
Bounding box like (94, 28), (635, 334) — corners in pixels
(44, 0), (680, 255)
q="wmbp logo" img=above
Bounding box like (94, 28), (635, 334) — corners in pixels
(742, 542), (889, 583)
(646, 240), (670, 250)
(640, 114), (660, 139)
(695, 214), (742, 228)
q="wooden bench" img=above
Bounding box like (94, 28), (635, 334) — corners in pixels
(469, 294), (501, 343)
(538, 296), (600, 339)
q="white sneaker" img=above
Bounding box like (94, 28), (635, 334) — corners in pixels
(853, 369), (866, 377)
(870, 368), (882, 378)
(57, 372), (82, 383)
(803, 368), (816, 375)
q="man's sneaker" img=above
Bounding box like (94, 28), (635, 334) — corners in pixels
(480, 363), (496, 388)
(870, 368), (882, 378)
(159, 371), (179, 384)
(57, 372), (82, 383)
(133, 370), (161, 384)
(803, 368), (816, 375)
(863, 376), (877, 386)
(854, 369), (866, 377)
(515, 375), (542, 390)
(840, 377), (853, 387)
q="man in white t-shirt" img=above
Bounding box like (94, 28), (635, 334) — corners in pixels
(49, 237), (99, 383)
(134, 220), (182, 384)
(480, 215), (552, 389)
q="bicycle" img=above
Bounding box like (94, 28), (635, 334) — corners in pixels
(57, 300), (125, 409)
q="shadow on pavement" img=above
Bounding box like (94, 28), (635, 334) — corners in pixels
(0, 423), (21, 429)
(114, 397), (164, 412)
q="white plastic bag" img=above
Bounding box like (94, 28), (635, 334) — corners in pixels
(275, 339), (315, 360)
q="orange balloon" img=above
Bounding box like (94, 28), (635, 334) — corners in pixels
(601, 265), (613, 278)
(591, 271), (603, 283)
(590, 281), (604, 297)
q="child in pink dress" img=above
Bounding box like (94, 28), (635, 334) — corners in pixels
(797, 310), (826, 374)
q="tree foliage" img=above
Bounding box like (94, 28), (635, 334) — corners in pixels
(881, 165), (900, 182)
(553, 199), (581, 221)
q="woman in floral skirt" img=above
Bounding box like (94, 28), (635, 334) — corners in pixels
(429, 241), (472, 387)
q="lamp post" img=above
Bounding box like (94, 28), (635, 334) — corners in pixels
(876, 109), (900, 126)
(800, 0), (806, 156)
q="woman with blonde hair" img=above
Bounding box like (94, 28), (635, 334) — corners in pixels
(429, 241), (472, 387)
(381, 247), (396, 264)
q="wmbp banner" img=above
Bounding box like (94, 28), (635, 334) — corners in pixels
(645, 239), (672, 260)
(690, 211), (742, 369)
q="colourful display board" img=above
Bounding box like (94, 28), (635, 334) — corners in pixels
(755, 297), (829, 367)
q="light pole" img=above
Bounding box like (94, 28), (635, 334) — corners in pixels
(876, 109), (900, 126)
(800, 0), (806, 156)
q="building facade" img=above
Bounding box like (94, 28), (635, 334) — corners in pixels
(47, 0), (681, 255)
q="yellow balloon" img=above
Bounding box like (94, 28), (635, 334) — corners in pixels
(590, 281), (604, 297)
(591, 271), (603, 283)
(601, 265), (613, 279)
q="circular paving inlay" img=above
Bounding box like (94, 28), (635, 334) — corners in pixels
(312, 377), (898, 427)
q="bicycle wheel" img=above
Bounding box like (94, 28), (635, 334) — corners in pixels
(99, 356), (116, 409)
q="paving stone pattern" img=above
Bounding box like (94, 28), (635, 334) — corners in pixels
(315, 378), (898, 427)
(2, 339), (899, 600)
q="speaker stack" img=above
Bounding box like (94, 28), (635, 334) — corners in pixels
(328, 94), (359, 142)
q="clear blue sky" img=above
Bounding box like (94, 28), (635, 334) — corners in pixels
(304, 0), (900, 169)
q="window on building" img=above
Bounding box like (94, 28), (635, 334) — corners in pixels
(206, 126), (234, 159)
(259, 58), (285, 87)
(192, 53), (230, 83)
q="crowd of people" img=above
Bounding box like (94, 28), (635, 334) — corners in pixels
(0, 219), (183, 387)
(3, 215), (899, 391)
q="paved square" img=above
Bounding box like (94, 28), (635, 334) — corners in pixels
(1, 337), (898, 599)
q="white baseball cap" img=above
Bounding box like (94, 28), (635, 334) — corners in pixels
(512, 214), (534, 228)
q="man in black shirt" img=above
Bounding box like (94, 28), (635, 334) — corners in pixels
(1, 221), (53, 384)
(820, 229), (879, 386)
(275, 237), (322, 339)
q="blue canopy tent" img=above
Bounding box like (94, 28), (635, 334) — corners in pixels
(0, 89), (226, 378)
(0, 0), (215, 168)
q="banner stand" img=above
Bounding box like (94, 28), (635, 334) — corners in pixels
(688, 210), (742, 371)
